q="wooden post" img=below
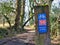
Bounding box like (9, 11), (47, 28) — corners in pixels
(34, 5), (51, 45)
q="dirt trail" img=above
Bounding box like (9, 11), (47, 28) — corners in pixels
(0, 29), (60, 45)
(0, 30), (35, 45)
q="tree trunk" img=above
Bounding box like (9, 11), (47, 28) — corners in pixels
(20, 0), (25, 29)
(14, 0), (21, 31)
(3, 18), (5, 26)
(34, 5), (51, 45)
(58, 21), (60, 36)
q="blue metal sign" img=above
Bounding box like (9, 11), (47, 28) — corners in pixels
(38, 13), (48, 34)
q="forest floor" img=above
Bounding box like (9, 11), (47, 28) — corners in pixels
(0, 24), (60, 45)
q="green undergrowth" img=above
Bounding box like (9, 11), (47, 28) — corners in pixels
(0, 26), (28, 39)
(0, 28), (8, 39)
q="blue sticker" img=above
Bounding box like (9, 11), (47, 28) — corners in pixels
(38, 13), (47, 34)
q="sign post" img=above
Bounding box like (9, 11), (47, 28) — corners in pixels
(34, 5), (51, 45)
